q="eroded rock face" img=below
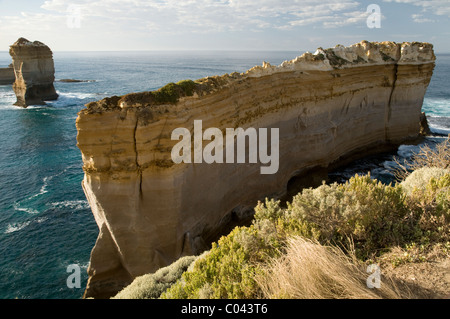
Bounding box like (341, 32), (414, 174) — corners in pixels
(76, 41), (435, 298)
(9, 38), (58, 107)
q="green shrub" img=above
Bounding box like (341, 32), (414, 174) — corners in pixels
(150, 82), (180, 104)
(401, 167), (450, 195)
(176, 79), (197, 96)
(255, 172), (449, 259)
(149, 80), (197, 104)
(271, 174), (417, 259)
(112, 256), (196, 299)
(124, 161), (448, 301)
(404, 170), (450, 242)
(160, 170), (449, 299)
(161, 222), (283, 299)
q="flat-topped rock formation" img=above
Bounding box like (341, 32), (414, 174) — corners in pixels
(76, 41), (435, 298)
(0, 64), (15, 85)
(9, 38), (58, 107)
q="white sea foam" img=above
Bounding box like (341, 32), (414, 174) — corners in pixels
(4, 221), (31, 234)
(36, 217), (48, 223)
(0, 92), (15, 100)
(1, 90), (102, 110)
(426, 114), (450, 135)
(13, 202), (39, 215)
(29, 176), (51, 199)
(29, 175), (54, 199)
(50, 200), (90, 210)
(13, 173), (63, 214)
(44, 91), (103, 109)
(0, 90), (17, 109)
(58, 92), (100, 99)
(4, 217), (47, 234)
(0, 104), (19, 110)
(429, 124), (450, 135)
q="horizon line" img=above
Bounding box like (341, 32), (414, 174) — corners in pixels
(1, 49), (450, 54)
(0, 49), (303, 53)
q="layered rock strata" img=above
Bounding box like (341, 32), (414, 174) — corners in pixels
(9, 38), (58, 107)
(76, 41), (435, 298)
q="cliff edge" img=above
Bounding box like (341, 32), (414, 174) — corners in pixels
(76, 41), (435, 298)
(9, 38), (58, 107)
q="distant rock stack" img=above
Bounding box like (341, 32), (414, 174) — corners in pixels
(0, 63), (15, 85)
(419, 112), (432, 136)
(9, 38), (58, 107)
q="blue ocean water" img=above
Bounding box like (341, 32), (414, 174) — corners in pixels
(0, 51), (449, 299)
(422, 54), (450, 134)
(0, 50), (300, 299)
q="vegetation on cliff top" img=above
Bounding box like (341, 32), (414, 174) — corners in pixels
(85, 79), (199, 113)
(84, 74), (244, 114)
(149, 80), (197, 104)
(113, 137), (450, 299)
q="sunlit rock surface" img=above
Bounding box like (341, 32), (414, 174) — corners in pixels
(9, 38), (58, 107)
(76, 41), (435, 298)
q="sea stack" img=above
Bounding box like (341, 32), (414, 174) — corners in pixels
(9, 38), (58, 107)
(76, 41), (435, 298)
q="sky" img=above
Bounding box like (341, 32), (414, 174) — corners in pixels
(0, 0), (449, 52)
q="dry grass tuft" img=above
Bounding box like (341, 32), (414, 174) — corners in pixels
(256, 237), (415, 299)
(393, 136), (450, 181)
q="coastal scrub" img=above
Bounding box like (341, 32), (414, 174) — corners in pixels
(154, 167), (449, 299)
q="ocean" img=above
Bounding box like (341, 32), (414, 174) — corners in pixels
(0, 51), (449, 299)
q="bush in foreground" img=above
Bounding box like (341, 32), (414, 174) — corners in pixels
(113, 256), (196, 299)
(157, 169), (448, 299)
(111, 141), (449, 300)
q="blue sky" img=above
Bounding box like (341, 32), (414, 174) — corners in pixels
(0, 0), (449, 52)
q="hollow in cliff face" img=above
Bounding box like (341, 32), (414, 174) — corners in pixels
(9, 37), (58, 107)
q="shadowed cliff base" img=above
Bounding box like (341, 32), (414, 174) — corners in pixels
(76, 40), (436, 298)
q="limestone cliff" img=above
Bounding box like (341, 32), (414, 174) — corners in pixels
(76, 41), (435, 298)
(9, 38), (58, 107)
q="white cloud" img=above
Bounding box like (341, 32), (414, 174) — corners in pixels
(383, 0), (450, 17)
(2, 0), (447, 50)
(35, 0), (369, 32)
(323, 9), (372, 28)
(411, 13), (436, 23)
(0, 0), (380, 50)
